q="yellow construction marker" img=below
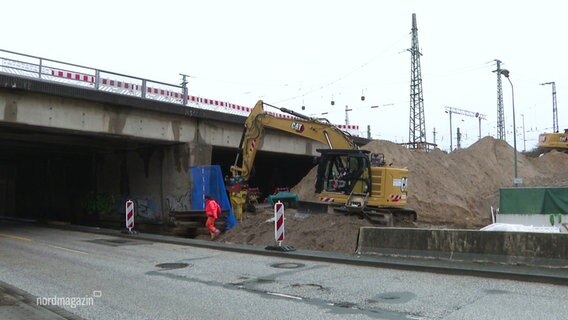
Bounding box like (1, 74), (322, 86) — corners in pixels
(0, 233), (33, 242)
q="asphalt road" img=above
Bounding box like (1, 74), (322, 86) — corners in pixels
(1, 222), (567, 320)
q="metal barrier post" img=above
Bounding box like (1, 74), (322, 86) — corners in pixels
(122, 199), (138, 235)
(38, 58), (43, 79)
(180, 73), (189, 106)
(141, 79), (147, 99)
(265, 200), (295, 252)
(95, 70), (100, 90)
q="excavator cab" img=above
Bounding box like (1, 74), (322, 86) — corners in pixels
(316, 148), (416, 225)
(315, 149), (371, 196)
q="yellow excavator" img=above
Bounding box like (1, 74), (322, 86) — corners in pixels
(227, 100), (416, 225)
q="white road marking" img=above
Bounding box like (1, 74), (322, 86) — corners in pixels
(48, 244), (89, 255)
(266, 292), (303, 300)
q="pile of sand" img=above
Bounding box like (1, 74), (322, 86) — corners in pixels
(221, 137), (568, 252)
(219, 209), (373, 253)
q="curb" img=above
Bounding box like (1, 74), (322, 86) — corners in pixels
(56, 222), (568, 285)
(3, 217), (568, 285)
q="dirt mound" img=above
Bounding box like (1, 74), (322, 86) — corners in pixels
(221, 137), (568, 253)
(220, 208), (373, 253)
(527, 150), (568, 185)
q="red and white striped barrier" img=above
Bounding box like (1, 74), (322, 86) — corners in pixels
(46, 68), (360, 134)
(101, 78), (140, 91)
(337, 124), (359, 131)
(274, 201), (285, 242)
(125, 200), (135, 231)
(49, 69), (95, 83)
(265, 200), (295, 251)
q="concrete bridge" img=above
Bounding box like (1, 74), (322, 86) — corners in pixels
(0, 50), (367, 228)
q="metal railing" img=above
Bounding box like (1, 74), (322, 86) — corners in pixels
(0, 49), (360, 135)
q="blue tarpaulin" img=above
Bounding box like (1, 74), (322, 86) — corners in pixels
(190, 165), (237, 229)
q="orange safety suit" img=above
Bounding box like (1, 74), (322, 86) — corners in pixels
(205, 198), (222, 239)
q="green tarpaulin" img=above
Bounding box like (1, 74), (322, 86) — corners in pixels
(499, 187), (568, 214)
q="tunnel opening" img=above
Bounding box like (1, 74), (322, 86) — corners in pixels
(211, 147), (317, 203)
(0, 124), (319, 228)
(0, 124), (172, 227)
(0, 152), (93, 222)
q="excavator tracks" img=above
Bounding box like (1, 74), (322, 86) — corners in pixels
(362, 208), (417, 226)
(334, 206), (417, 226)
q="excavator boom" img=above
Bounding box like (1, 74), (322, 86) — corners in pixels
(230, 100), (356, 181)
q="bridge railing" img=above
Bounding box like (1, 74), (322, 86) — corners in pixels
(0, 49), (360, 135)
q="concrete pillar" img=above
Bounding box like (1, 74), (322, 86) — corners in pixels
(95, 148), (164, 224)
(189, 142), (212, 166)
(162, 143), (192, 216)
(162, 142), (212, 215)
(89, 141), (214, 228)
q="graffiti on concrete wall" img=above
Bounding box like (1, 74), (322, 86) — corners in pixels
(166, 191), (191, 212)
(81, 193), (116, 216)
(122, 195), (161, 222)
(81, 193), (163, 222)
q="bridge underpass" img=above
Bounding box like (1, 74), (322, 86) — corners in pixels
(0, 123), (176, 223)
(0, 50), (361, 232)
(0, 122), (316, 229)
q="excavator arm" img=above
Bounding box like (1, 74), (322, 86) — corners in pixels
(230, 100), (356, 182)
(227, 100), (356, 220)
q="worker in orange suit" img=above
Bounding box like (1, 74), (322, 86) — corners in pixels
(204, 195), (222, 240)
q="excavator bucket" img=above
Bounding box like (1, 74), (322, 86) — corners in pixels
(296, 200), (330, 214)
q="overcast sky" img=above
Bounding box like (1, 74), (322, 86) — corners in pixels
(2, 0), (565, 151)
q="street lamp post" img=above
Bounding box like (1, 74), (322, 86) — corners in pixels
(499, 69), (520, 186)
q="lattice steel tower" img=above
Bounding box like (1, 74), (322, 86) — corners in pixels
(540, 81), (558, 133)
(492, 59), (506, 140)
(408, 13), (426, 148)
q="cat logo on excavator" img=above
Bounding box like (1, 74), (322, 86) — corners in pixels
(291, 122), (304, 133)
